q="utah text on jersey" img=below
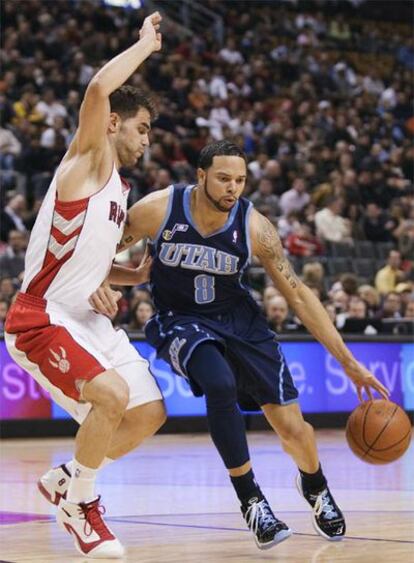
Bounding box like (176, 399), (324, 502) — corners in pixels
(159, 242), (239, 275)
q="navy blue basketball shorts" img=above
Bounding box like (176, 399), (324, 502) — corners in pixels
(145, 303), (299, 408)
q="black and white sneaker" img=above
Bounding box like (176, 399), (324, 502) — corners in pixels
(242, 497), (292, 550)
(296, 474), (346, 541)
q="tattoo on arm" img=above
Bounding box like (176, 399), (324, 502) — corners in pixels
(257, 215), (299, 289)
(257, 215), (282, 259)
(276, 258), (299, 289)
(117, 235), (134, 252)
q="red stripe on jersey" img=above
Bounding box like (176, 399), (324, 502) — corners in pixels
(50, 225), (82, 245)
(55, 197), (89, 220)
(26, 198), (89, 298)
(26, 250), (75, 297)
(120, 177), (131, 194)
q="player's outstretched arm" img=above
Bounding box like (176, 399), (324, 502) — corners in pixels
(250, 209), (389, 401)
(75, 12), (162, 155)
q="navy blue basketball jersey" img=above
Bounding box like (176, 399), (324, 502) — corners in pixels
(150, 184), (255, 315)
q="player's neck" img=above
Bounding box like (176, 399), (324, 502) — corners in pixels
(191, 186), (230, 234)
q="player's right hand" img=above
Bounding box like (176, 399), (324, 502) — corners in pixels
(343, 358), (390, 402)
(89, 281), (122, 319)
(139, 11), (162, 52)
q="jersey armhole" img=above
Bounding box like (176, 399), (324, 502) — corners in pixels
(150, 185), (175, 245)
(245, 201), (254, 265)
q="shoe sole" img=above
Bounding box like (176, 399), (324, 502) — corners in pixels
(295, 474), (345, 542)
(255, 528), (293, 550)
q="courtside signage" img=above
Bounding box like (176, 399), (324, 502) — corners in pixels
(0, 339), (412, 419)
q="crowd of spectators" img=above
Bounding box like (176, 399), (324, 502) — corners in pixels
(1, 0), (413, 335)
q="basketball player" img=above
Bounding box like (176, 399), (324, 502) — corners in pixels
(95, 141), (388, 549)
(4, 13), (166, 559)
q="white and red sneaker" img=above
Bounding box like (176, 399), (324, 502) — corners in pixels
(57, 496), (124, 558)
(37, 464), (70, 505)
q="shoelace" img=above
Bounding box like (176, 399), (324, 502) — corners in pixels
(313, 489), (338, 520)
(78, 498), (108, 537)
(245, 500), (276, 536)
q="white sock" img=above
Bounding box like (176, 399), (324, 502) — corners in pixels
(66, 459), (98, 504)
(65, 456), (114, 475)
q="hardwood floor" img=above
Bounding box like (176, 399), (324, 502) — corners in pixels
(0, 429), (413, 562)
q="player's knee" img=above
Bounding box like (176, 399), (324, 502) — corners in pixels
(96, 380), (129, 420)
(205, 379), (237, 409)
(123, 400), (166, 437)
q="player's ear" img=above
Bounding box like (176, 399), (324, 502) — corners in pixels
(197, 167), (206, 186)
(108, 112), (121, 134)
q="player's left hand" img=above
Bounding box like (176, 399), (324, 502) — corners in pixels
(89, 281), (122, 318)
(343, 358), (390, 402)
(139, 11), (162, 52)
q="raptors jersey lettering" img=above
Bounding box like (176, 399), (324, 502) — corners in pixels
(22, 164), (128, 309)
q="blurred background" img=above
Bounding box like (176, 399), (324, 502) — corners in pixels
(1, 0), (413, 339)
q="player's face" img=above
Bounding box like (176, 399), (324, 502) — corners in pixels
(115, 108), (151, 167)
(198, 156), (247, 213)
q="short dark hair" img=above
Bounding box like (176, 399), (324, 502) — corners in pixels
(109, 85), (157, 120)
(197, 140), (247, 170)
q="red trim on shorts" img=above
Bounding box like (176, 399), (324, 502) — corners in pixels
(15, 292), (47, 310)
(6, 293), (105, 401)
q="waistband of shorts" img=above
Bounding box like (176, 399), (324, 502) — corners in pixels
(16, 292), (47, 311)
(16, 292), (94, 318)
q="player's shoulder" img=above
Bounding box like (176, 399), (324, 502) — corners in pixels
(126, 186), (174, 239)
(129, 185), (174, 225)
(140, 183), (192, 206)
(134, 185), (176, 211)
(247, 206), (278, 239)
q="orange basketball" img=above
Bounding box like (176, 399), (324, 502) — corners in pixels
(345, 400), (412, 464)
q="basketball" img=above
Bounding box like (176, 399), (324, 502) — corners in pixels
(346, 400), (412, 464)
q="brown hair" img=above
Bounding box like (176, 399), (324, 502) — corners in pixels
(109, 85), (157, 120)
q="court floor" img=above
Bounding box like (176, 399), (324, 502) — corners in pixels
(0, 429), (413, 562)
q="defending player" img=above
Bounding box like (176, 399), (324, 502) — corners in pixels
(4, 13), (165, 559)
(93, 141), (388, 549)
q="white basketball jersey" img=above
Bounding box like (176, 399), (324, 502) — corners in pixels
(22, 165), (129, 309)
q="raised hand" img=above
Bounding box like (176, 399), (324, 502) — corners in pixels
(139, 11), (162, 52)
